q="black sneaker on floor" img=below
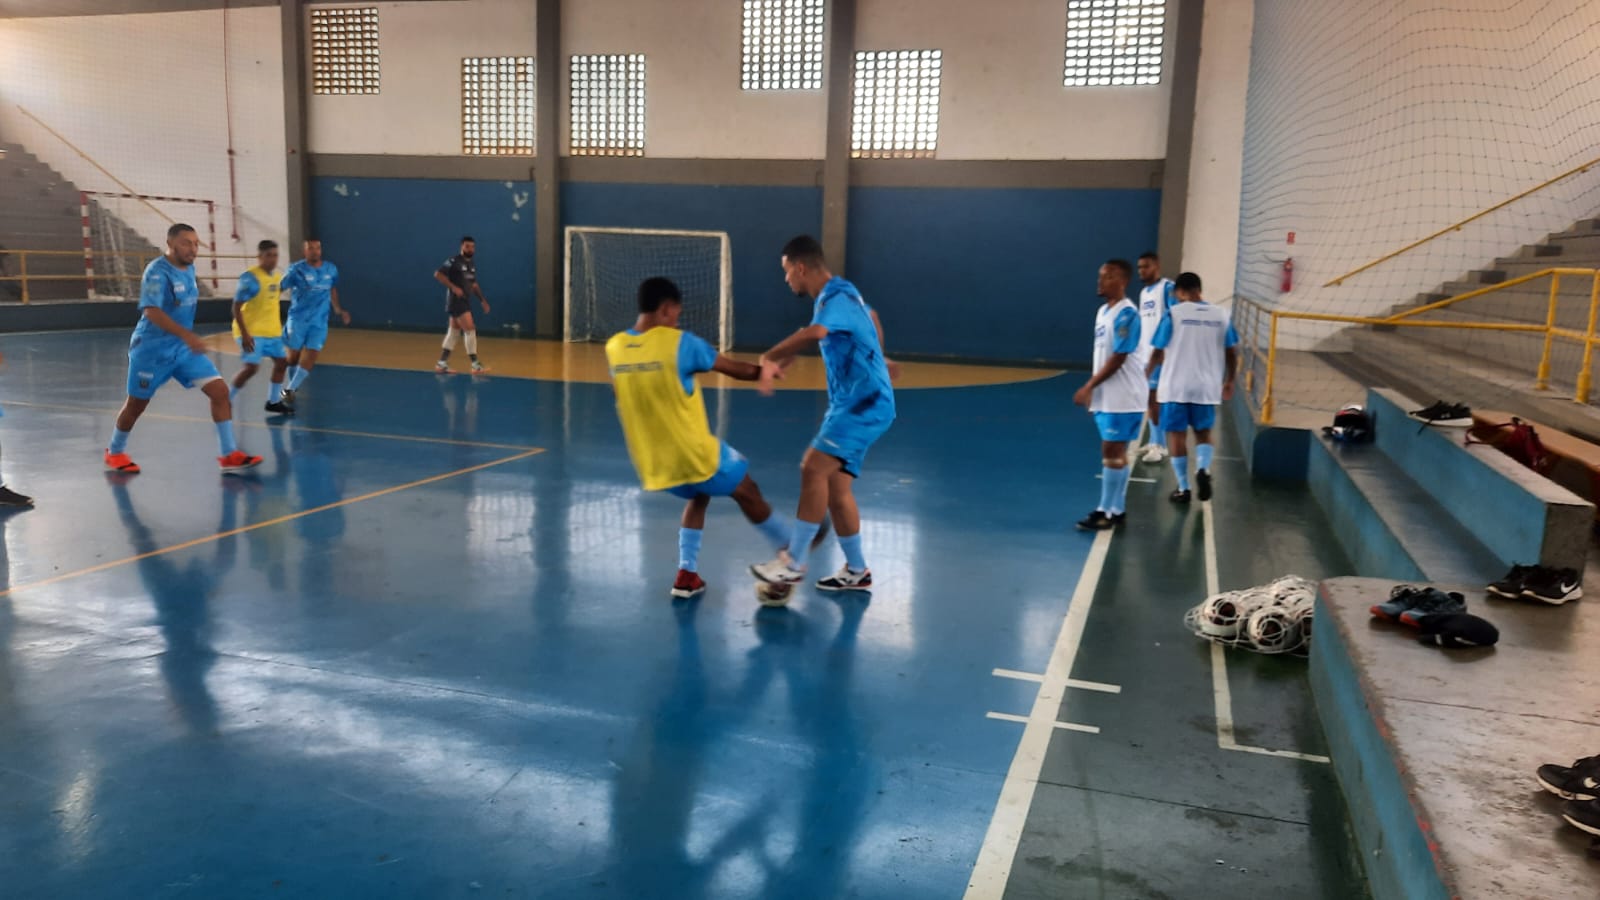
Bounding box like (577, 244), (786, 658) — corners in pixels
(1487, 563), (1541, 599)
(1538, 754), (1600, 800)
(1076, 510), (1110, 531)
(1563, 799), (1600, 837)
(1170, 488), (1192, 504)
(1196, 469), (1213, 502)
(281, 389), (296, 408)
(0, 485), (33, 508)
(1521, 567), (1583, 605)
(1407, 400), (1473, 428)
(264, 400), (294, 416)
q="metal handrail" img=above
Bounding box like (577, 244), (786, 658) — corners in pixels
(1241, 267), (1600, 423)
(0, 248), (256, 303)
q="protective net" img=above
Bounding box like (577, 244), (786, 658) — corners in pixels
(565, 227), (732, 350)
(1184, 575), (1316, 657)
(1233, 0), (1600, 429)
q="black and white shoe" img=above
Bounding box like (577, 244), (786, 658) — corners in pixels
(1538, 754), (1600, 800)
(1170, 489), (1192, 504)
(1196, 469), (1213, 502)
(816, 566), (872, 592)
(264, 400), (294, 416)
(0, 485), (33, 508)
(1562, 799), (1600, 837)
(281, 389), (296, 409)
(1520, 567), (1582, 605)
(1407, 400), (1473, 428)
(1487, 563), (1540, 599)
(1075, 510), (1124, 531)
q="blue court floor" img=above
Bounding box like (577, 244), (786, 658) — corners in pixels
(0, 329), (1365, 899)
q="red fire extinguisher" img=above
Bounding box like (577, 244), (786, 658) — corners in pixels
(1281, 257), (1294, 293)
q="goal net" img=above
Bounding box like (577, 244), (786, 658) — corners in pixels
(564, 227), (732, 350)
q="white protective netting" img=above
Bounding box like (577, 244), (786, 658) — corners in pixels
(1185, 575), (1316, 657)
(564, 227), (732, 351)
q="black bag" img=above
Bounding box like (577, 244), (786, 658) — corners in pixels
(1323, 404), (1372, 443)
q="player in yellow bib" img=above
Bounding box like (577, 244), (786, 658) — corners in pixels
(607, 277), (826, 602)
(229, 239), (292, 416)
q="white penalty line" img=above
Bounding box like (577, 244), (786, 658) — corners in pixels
(1095, 473), (1160, 484)
(965, 528), (1114, 899)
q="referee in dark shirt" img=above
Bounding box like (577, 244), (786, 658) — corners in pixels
(434, 236), (492, 373)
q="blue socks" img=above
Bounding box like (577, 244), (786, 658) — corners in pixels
(839, 533), (867, 572)
(754, 512), (791, 552)
(215, 420), (237, 456)
(1099, 465), (1131, 515)
(109, 427), (130, 454)
(1196, 442), (1215, 472)
(269, 381), (285, 403)
(1171, 456), (1190, 491)
(678, 527), (702, 573)
(788, 519), (823, 570)
(287, 367), (310, 391)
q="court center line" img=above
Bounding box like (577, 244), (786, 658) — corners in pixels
(1, 399), (538, 451)
(984, 712), (1101, 734)
(966, 528), (1113, 900)
(0, 448), (544, 601)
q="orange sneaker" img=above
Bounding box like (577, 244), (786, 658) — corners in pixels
(104, 450), (140, 474)
(670, 569), (706, 599)
(218, 450), (263, 474)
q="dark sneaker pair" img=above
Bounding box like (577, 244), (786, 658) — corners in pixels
(1075, 510), (1126, 531)
(1407, 400), (1473, 428)
(1368, 583), (1466, 626)
(1539, 754), (1600, 801)
(0, 485), (33, 508)
(1488, 563), (1582, 605)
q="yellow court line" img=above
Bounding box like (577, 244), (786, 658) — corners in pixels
(2, 399), (539, 452)
(0, 448), (544, 601)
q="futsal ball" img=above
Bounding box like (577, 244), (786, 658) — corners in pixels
(755, 581), (793, 608)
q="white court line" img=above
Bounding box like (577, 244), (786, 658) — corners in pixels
(1095, 474), (1160, 484)
(985, 712), (1101, 734)
(1202, 501), (1332, 765)
(992, 668), (1122, 694)
(966, 528), (1114, 899)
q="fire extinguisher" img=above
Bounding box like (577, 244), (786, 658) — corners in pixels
(1281, 257), (1294, 293)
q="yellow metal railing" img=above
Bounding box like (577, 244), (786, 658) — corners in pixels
(1239, 267), (1600, 424)
(0, 249), (254, 304)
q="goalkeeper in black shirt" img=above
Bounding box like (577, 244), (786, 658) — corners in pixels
(434, 236), (492, 373)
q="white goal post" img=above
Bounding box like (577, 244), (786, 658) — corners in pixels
(563, 226), (733, 351)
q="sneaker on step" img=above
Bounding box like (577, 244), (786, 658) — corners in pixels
(1521, 567), (1583, 605)
(0, 485), (33, 508)
(218, 450), (264, 474)
(816, 566), (872, 592)
(1370, 583), (1430, 621)
(104, 450), (141, 474)
(1407, 400), (1473, 427)
(1196, 468), (1214, 502)
(1140, 443), (1168, 464)
(670, 569), (706, 599)
(751, 552), (805, 586)
(1538, 754), (1600, 801)
(1562, 799), (1600, 837)
(1397, 589), (1468, 628)
(1487, 563), (1541, 599)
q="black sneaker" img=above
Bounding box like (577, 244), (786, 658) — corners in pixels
(1170, 489), (1192, 504)
(1396, 589), (1467, 627)
(281, 389), (296, 408)
(1407, 400), (1473, 428)
(1076, 510), (1109, 531)
(1487, 563), (1540, 599)
(1562, 799), (1600, 837)
(1521, 567), (1583, 605)
(0, 485), (33, 508)
(1196, 469), (1213, 502)
(1538, 754), (1600, 800)
(1370, 583), (1430, 621)
(264, 400), (294, 416)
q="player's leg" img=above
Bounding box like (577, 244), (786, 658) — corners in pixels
(0, 440), (33, 508)
(437, 316), (461, 372)
(456, 311), (487, 373)
(265, 344), (291, 413)
(107, 352), (173, 472)
(1078, 412), (1140, 530)
(187, 355), (262, 472)
(231, 336), (261, 409)
(671, 493), (712, 599)
(751, 447), (839, 585)
(1141, 379), (1168, 463)
(1165, 402), (1193, 502)
(284, 340), (323, 403)
(1192, 403), (1219, 502)
(816, 469), (873, 591)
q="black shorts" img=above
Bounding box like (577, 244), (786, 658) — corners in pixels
(446, 295), (471, 317)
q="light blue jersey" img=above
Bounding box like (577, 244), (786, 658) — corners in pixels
(812, 277), (895, 419)
(130, 255), (200, 358)
(282, 260), (339, 323)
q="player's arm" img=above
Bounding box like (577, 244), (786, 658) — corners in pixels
(330, 286), (351, 325)
(868, 307), (903, 381)
(1222, 321), (1240, 400)
(434, 268), (464, 297)
(760, 324), (827, 367)
(232, 272), (259, 350)
(711, 354), (762, 381)
(473, 281), (490, 314)
(1145, 312), (1173, 374)
(143, 307), (207, 355)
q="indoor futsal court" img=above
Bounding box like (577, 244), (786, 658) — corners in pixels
(5, 0), (1600, 898)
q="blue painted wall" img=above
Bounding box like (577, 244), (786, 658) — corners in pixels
(845, 186), (1161, 365)
(560, 182), (822, 350)
(310, 177), (537, 333)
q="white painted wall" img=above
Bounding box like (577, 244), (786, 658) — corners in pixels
(307, 0), (538, 157)
(855, 0), (1174, 161)
(1179, 0), (1251, 300)
(0, 7), (289, 253)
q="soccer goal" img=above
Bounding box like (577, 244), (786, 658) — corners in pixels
(564, 226), (733, 351)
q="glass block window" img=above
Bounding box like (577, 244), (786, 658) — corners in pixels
(851, 50), (941, 159)
(1064, 0), (1165, 87)
(310, 7), (380, 95)
(741, 0), (824, 91)
(570, 54), (646, 157)
(463, 57), (535, 156)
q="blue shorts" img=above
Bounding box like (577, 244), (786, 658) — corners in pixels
(666, 442), (751, 499)
(1162, 402), (1218, 433)
(1093, 411), (1144, 443)
(127, 348), (221, 400)
(813, 408), (893, 478)
(237, 335), (286, 364)
(1148, 363), (1163, 391)
(284, 318), (328, 352)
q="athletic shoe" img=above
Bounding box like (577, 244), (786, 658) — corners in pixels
(1521, 567), (1583, 605)
(435, 360), (451, 373)
(751, 552), (805, 586)
(1140, 443), (1168, 464)
(1170, 488), (1192, 504)
(670, 569), (706, 599)
(1537, 754), (1600, 800)
(264, 400), (294, 416)
(755, 580), (792, 608)
(218, 450), (264, 475)
(816, 566), (872, 592)
(1562, 799), (1600, 837)
(1407, 400), (1473, 427)
(1196, 469), (1214, 502)
(1487, 563), (1541, 599)
(1397, 589), (1468, 628)
(471, 362), (490, 374)
(1369, 583), (1429, 621)
(0, 485), (33, 508)
(281, 389), (296, 408)
(104, 450), (140, 474)
(1076, 510), (1125, 531)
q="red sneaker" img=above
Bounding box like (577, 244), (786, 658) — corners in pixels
(671, 569), (706, 599)
(218, 450), (263, 474)
(104, 450), (140, 474)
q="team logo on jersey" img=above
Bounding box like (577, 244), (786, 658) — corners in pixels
(137, 372), (153, 389)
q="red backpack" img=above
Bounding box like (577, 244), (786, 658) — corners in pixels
(1467, 417), (1550, 473)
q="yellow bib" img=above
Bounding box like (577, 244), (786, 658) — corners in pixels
(606, 327), (721, 491)
(233, 266), (283, 338)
